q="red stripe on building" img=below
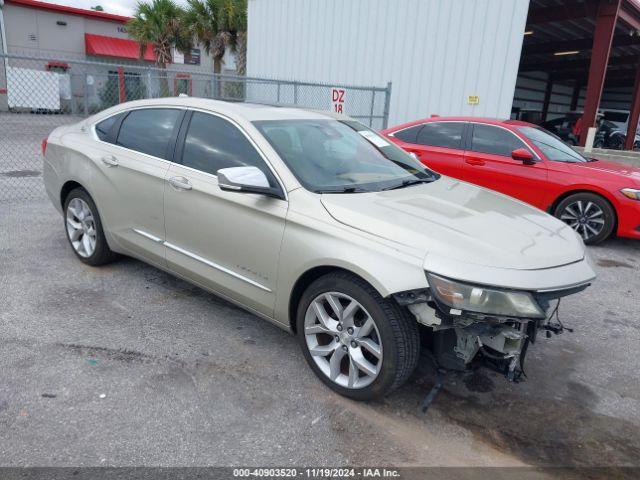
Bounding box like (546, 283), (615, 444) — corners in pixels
(85, 33), (156, 62)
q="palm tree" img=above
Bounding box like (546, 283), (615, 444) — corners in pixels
(128, 0), (190, 95)
(183, 0), (247, 76)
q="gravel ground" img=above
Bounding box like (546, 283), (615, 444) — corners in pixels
(0, 198), (639, 473)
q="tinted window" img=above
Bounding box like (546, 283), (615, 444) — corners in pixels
(116, 109), (181, 158)
(518, 126), (588, 163)
(471, 124), (527, 157)
(416, 122), (465, 149)
(95, 113), (122, 142)
(603, 111), (628, 123)
(181, 112), (277, 186)
(393, 124), (424, 143)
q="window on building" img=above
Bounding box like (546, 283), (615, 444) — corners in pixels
(180, 112), (277, 186)
(416, 122), (465, 149)
(471, 124), (528, 157)
(116, 109), (181, 159)
(175, 75), (191, 95)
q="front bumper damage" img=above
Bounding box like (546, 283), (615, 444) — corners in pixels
(395, 283), (588, 382)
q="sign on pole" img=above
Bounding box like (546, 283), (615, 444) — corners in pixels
(331, 87), (346, 114)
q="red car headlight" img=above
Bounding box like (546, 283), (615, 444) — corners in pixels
(621, 188), (640, 201)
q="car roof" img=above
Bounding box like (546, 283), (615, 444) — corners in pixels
(383, 116), (537, 132)
(99, 97), (347, 122)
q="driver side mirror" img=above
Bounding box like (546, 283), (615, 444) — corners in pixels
(511, 148), (535, 165)
(217, 166), (283, 199)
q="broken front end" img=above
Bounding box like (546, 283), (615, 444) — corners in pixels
(395, 273), (590, 382)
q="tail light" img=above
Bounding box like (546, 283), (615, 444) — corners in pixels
(41, 137), (48, 155)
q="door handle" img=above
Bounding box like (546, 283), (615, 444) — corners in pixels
(465, 157), (486, 166)
(168, 176), (192, 191)
(101, 155), (119, 167)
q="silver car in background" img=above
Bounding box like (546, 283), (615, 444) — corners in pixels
(42, 98), (596, 399)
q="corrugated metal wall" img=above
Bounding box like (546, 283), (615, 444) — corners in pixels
(247, 0), (530, 126)
(513, 72), (633, 119)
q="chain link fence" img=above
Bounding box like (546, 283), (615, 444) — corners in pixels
(0, 53), (391, 201)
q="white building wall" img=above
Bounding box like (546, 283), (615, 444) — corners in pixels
(247, 0), (530, 126)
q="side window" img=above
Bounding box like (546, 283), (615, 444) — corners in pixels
(116, 108), (181, 159)
(181, 112), (277, 187)
(416, 122), (465, 149)
(471, 124), (528, 157)
(393, 124), (424, 144)
(95, 113), (122, 143)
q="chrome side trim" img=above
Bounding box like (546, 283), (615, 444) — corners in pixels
(164, 241), (272, 293)
(131, 228), (272, 293)
(132, 228), (163, 243)
(389, 120), (469, 138)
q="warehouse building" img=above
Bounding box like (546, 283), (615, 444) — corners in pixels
(247, 0), (640, 149)
(0, 0), (233, 112)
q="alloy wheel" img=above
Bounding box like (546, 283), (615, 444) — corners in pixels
(560, 200), (605, 241)
(304, 292), (383, 389)
(66, 197), (97, 258)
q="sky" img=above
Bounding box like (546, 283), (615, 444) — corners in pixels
(37, 0), (190, 17)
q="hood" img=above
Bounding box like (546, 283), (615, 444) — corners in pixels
(572, 159), (640, 184)
(321, 177), (585, 271)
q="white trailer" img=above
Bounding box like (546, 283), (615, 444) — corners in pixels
(7, 66), (62, 111)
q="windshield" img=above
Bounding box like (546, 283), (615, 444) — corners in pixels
(517, 126), (589, 163)
(253, 119), (438, 193)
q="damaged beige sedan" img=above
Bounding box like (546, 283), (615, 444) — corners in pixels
(43, 98), (596, 400)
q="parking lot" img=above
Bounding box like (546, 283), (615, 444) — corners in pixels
(1, 192), (639, 472)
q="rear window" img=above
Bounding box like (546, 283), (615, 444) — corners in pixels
(602, 111), (628, 123)
(392, 124), (424, 144)
(116, 108), (181, 159)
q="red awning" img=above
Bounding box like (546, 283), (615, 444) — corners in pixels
(85, 33), (156, 62)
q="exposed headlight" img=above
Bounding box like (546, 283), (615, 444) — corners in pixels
(621, 188), (640, 201)
(426, 273), (545, 319)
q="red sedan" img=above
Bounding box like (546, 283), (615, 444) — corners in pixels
(382, 117), (640, 245)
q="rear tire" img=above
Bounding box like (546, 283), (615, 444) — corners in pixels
(63, 188), (117, 266)
(296, 271), (420, 400)
(554, 192), (615, 245)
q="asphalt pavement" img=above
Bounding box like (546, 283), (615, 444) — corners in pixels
(0, 198), (639, 472)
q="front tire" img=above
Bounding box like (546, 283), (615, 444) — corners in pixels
(554, 192), (615, 245)
(63, 188), (117, 266)
(296, 272), (420, 400)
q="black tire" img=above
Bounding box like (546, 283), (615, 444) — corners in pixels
(553, 192), (615, 245)
(296, 271), (420, 400)
(63, 187), (118, 266)
(608, 134), (624, 150)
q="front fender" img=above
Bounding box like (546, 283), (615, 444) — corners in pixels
(273, 198), (428, 325)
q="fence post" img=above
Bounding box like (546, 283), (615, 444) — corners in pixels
(369, 89), (375, 128)
(293, 83), (298, 105)
(83, 73), (89, 116)
(382, 81), (392, 129)
(117, 66), (125, 103)
(145, 66), (151, 98)
(277, 81), (281, 104)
